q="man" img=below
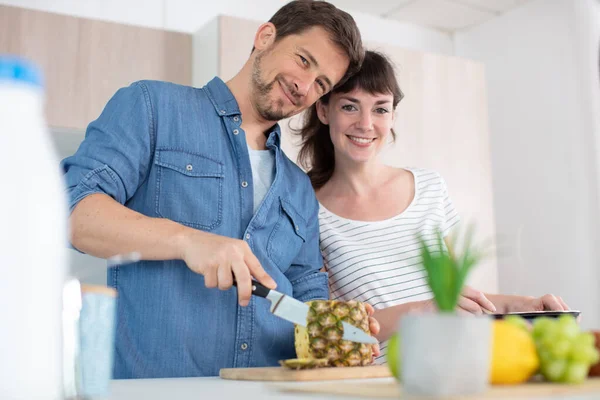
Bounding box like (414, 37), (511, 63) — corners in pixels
(62, 1), (364, 378)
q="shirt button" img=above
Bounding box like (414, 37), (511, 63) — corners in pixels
(241, 343), (248, 350)
(220, 110), (226, 114)
(245, 233), (250, 240)
(241, 181), (248, 188)
(233, 116), (240, 122)
(295, 225), (299, 231)
(186, 164), (193, 171)
(233, 129), (239, 135)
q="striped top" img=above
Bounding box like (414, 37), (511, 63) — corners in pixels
(318, 168), (460, 363)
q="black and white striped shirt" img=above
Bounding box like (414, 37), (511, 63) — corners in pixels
(319, 168), (460, 363)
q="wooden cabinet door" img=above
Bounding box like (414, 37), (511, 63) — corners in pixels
(378, 45), (498, 292)
(0, 4), (192, 130)
(0, 5), (83, 128)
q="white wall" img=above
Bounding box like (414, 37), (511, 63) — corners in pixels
(455, 0), (600, 329)
(0, 0), (454, 54)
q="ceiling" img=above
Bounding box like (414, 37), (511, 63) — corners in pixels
(328, 0), (532, 33)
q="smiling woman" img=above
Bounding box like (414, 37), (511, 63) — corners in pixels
(297, 51), (402, 189)
(295, 50), (573, 365)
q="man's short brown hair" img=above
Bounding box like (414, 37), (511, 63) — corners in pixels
(267, 0), (364, 87)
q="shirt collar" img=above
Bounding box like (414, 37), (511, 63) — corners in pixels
(204, 76), (282, 147)
(204, 77), (240, 116)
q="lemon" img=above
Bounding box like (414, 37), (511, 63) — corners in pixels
(386, 333), (401, 380)
(490, 320), (539, 384)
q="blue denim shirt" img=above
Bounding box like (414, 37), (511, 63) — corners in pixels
(61, 77), (328, 378)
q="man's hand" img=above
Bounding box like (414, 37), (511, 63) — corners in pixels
(180, 229), (276, 306)
(365, 303), (381, 360)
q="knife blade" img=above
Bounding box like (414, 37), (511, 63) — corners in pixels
(233, 280), (377, 345)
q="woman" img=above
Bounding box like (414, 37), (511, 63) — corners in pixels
(297, 50), (571, 363)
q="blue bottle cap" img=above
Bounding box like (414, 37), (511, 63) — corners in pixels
(0, 54), (43, 87)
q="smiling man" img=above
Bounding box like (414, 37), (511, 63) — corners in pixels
(62, 0), (364, 378)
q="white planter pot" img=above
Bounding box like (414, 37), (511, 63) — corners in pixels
(399, 313), (492, 397)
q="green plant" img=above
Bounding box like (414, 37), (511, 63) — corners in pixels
(418, 226), (486, 312)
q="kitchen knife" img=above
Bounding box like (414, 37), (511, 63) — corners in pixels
(233, 280), (377, 345)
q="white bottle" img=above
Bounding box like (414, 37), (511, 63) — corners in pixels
(0, 56), (68, 399)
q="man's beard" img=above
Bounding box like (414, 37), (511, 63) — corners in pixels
(251, 51), (298, 121)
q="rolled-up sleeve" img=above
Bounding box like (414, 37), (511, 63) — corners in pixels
(61, 81), (155, 212)
(286, 195), (329, 302)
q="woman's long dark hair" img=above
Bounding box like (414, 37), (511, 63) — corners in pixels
(295, 50), (404, 190)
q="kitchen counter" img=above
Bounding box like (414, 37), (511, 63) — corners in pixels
(107, 377), (600, 400)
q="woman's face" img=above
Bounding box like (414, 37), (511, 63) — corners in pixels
(317, 88), (395, 165)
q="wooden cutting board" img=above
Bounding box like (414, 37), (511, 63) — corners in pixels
(273, 377), (600, 398)
(219, 365), (391, 381)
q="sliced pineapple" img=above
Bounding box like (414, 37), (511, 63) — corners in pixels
(279, 358), (330, 369)
(281, 300), (374, 369)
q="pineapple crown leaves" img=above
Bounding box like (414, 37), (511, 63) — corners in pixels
(417, 225), (490, 313)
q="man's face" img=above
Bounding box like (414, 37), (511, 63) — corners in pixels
(250, 26), (350, 121)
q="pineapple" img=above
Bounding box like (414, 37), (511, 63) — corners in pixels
(280, 300), (373, 369)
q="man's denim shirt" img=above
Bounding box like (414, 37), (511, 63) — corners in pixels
(62, 77), (328, 378)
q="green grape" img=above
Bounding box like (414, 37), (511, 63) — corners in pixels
(550, 338), (571, 359)
(539, 334), (557, 350)
(569, 342), (592, 363)
(581, 344), (599, 365)
(557, 315), (579, 340)
(577, 332), (595, 348)
(590, 346), (600, 365)
(533, 317), (554, 339)
(563, 362), (589, 384)
(532, 315), (600, 383)
(538, 348), (554, 365)
(542, 359), (567, 382)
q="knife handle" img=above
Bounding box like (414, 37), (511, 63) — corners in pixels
(232, 279), (271, 298)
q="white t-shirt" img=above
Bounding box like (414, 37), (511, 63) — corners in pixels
(248, 147), (276, 215)
(318, 167), (460, 363)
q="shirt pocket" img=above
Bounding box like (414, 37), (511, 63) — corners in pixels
(267, 197), (306, 272)
(154, 149), (224, 230)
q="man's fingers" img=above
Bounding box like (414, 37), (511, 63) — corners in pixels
(217, 264), (233, 290)
(231, 261), (252, 306)
(245, 250), (276, 289)
(203, 263), (218, 288)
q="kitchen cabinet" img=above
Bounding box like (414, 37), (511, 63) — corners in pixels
(193, 16), (499, 293)
(0, 4), (192, 130)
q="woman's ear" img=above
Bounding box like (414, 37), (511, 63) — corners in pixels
(253, 22), (276, 51)
(316, 100), (329, 125)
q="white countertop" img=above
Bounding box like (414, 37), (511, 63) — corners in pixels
(106, 377), (600, 400)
